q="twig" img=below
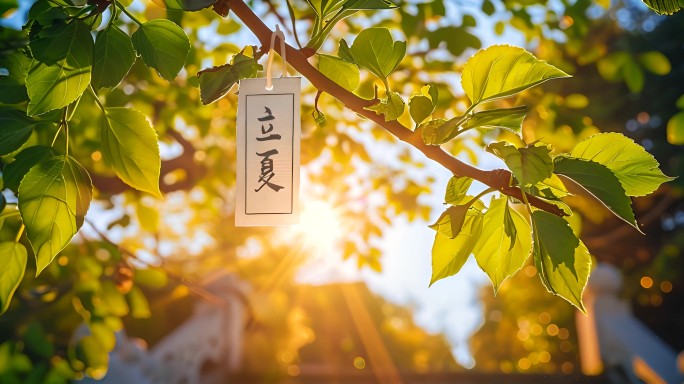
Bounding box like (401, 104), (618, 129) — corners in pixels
(225, 0), (564, 216)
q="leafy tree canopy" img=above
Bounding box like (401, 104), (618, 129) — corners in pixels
(0, 0), (680, 380)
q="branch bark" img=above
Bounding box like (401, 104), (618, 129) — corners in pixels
(226, 0), (564, 216)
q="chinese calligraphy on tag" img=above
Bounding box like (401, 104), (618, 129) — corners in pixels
(236, 77), (301, 226)
(255, 106), (284, 192)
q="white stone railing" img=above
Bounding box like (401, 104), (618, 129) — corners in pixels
(577, 263), (684, 384)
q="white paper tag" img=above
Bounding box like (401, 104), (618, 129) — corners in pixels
(235, 77), (301, 226)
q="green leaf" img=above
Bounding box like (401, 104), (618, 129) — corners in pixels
(554, 156), (639, 231)
(409, 85), (436, 125)
(667, 111), (684, 145)
(420, 118), (450, 145)
(92, 25), (136, 89)
(136, 202), (159, 232)
(364, 91), (405, 121)
(0, 109), (36, 156)
(349, 27), (406, 82)
(461, 106), (527, 133)
(640, 0), (681, 15)
(150, 0), (216, 10)
(75, 336), (108, 379)
(338, 39), (354, 63)
(197, 53), (261, 105)
(461, 45), (570, 106)
(0, 51), (30, 104)
(126, 286), (151, 319)
(473, 197), (531, 291)
(342, 0), (396, 10)
(676, 94), (684, 109)
(89, 322), (115, 351)
(531, 210), (591, 312)
(306, 0), (345, 17)
(100, 281), (129, 317)
(132, 19), (190, 81)
(637, 51), (671, 75)
(100, 107), (161, 197)
(427, 26), (482, 57)
(486, 141), (553, 186)
(18, 156), (92, 275)
(430, 209), (483, 286)
(26, 21), (93, 116)
(429, 205), (469, 238)
(317, 54), (359, 92)
(0, 242), (27, 314)
(444, 176), (473, 205)
(531, 174), (571, 199)
(3, 146), (53, 192)
(623, 57), (644, 93)
(570, 132), (674, 196)
(134, 268), (168, 288)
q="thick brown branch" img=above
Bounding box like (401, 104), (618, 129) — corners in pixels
(226, 0), (564, 216)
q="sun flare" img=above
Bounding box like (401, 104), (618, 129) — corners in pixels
(294, 201), (344, 254)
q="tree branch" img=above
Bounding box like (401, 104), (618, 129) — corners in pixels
(225, 0), (564, 216)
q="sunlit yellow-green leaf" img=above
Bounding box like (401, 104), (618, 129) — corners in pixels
(531, 211), (591, 312)
(667, 112), (684, 145)
(126, 286), (151, 319)
(554, 156), (639, 231)
(349, 27), (406, 81)
(0, 242), (27, 314)
(473, 197), (531, 291)
(444, 176), (473, 205)
(100, 107), (161, 197)
(365, 91), (405, 121)
(532, 174), (571, 199)
(26, 21), (93, 116)
(570, 132), (674, 196)
(638, 51), (671, 75)
(640, 0), (681, 15)
(75, 336), (108, 379)
(101, 281), (129, 317)
(461, 45), (570, 105)
(461, 106), (527, 133)
(318, 54), (359, 92)
(429, 204), (470, 238)
(198, 53), (261, 105)
(430, 210), (483, 286)
(408, 85), (437, 125)
(486, 141), (553, 186)
(623, 57), (644, 93)
(18, 155), (92, 275)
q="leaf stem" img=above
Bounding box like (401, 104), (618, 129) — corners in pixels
(465, 187), (496, 208)
(15, 224), (24, 243)
(50, 125), (63, 148)
(108, 2), (118, 28)
(115, 2), (143, 26)
(88, 85), (105, 111)
(284, 0), (302, 49)
(60, 107), (69, 155)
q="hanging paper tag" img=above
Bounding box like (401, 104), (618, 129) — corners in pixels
(235, 77), (301, 226)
